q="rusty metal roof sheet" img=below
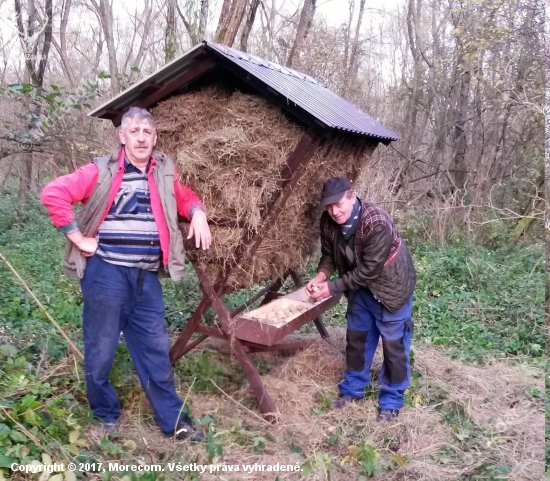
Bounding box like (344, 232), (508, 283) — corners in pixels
(89, 41), (400, 142)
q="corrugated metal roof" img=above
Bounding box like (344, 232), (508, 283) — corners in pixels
(207, 42), (400, 141)
(89, 43), (205, 117)
(89, 41), (400, 142)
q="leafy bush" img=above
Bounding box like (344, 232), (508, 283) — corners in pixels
(412, 242), (544, 360)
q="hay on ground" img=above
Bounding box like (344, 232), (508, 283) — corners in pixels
(87, 329), (543, 480)
(184, 330), (544, 480)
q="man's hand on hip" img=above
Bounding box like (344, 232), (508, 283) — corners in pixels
(66, 231), (98, 257)
(188, 209), (212, 250)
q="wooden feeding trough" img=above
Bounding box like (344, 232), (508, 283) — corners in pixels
(233, 287), (340, 346)
(89, 41), (400, 420)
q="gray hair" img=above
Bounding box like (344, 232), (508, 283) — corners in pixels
(120, 107), (156, 131)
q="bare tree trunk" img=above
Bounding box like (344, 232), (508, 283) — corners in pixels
(18, 155), (33, 202)
(449, 0), (474, 191)
(545, 34), (550, 323)
(14, 0), (52, 86)
(257, 0), (276, 50)
(198, 0), (208, 40)
(451, 66), (470, 191)
(405, 0), (419, 130)
(302, 0), (316, 40)
(175, 0), (202, 45)
(348, 0), (365, 78)
(131, 0), (155, 70)
(92, 24), (104, 71)
(215, 0), (233, 42)
(403, 0), (428, 167)
(0, 162), (15, 192)
(511, 168), (544, 243)
(0, 38), (8, 86)
(39, 0), (53, 83)
(90, 0), (120, 93)
(342, 0), (355, 77)
(217, 0), (248, 47)
(286, 0), (317, 68)
(19, 62), (32, 203)
(51, 0), (76, 87)
(429, 2), (446, 169)
(165, 0), (177, 62)
(14, 0), (35, 81)
(14, 0), (52, 202)
(102, 0), (119, 92)
(61, 140), (77, 173)
(240, 0), (260, 52)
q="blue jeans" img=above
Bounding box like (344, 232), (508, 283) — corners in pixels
(338, 289), (413, 410)
(81, 255), (189, 433)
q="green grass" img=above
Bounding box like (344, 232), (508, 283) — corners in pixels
(412, 242), (545, 361)
(0, 192), (545, 475)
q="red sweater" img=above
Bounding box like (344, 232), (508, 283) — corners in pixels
(41, 148), (203, 267)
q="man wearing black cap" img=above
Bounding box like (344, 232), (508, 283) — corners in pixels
(306, 177), (416, 421)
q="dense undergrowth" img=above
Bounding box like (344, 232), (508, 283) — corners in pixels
(0, 194), (545, 479)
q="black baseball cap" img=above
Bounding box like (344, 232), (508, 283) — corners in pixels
(320, 177), (352, 207)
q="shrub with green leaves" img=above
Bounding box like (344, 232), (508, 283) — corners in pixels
(412, 242), (544, 361)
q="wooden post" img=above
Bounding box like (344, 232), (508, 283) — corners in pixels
(218, 128), (323, 286)
(169, 296), (211, 363)
(194, 265), (277, 420)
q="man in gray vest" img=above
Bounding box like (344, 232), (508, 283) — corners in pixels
(41, 107), (211, 441)
(306, 177), (416, 421)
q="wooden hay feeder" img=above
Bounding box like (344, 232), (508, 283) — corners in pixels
(90, 41), (400, 421)
(233, 287), (341, 346)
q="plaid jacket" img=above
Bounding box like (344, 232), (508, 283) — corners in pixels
(317, 200), (416, 313)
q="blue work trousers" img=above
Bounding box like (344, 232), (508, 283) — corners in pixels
(81, 255), (188, 434)
(338, 288), (413, 410)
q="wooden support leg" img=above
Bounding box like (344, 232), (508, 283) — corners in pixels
(178, 335), (209, 357)
(170, 297), (211, 364)
(195, 265), (277, 421)
(259, 274), (287, 306)
(289, 270), (330, 339)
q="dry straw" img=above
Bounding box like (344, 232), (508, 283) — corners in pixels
(153, 85), (374, 288)
(101, 330), (544, 480)
(200, 331), (543, 480)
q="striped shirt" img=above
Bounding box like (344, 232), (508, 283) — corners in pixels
(95, 159), (161, 270)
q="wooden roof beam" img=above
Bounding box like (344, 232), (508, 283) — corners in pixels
(139, 82), (163, 95)
(137, 58), (216, 110)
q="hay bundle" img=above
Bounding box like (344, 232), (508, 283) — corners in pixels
(153, 85), (371, 287)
